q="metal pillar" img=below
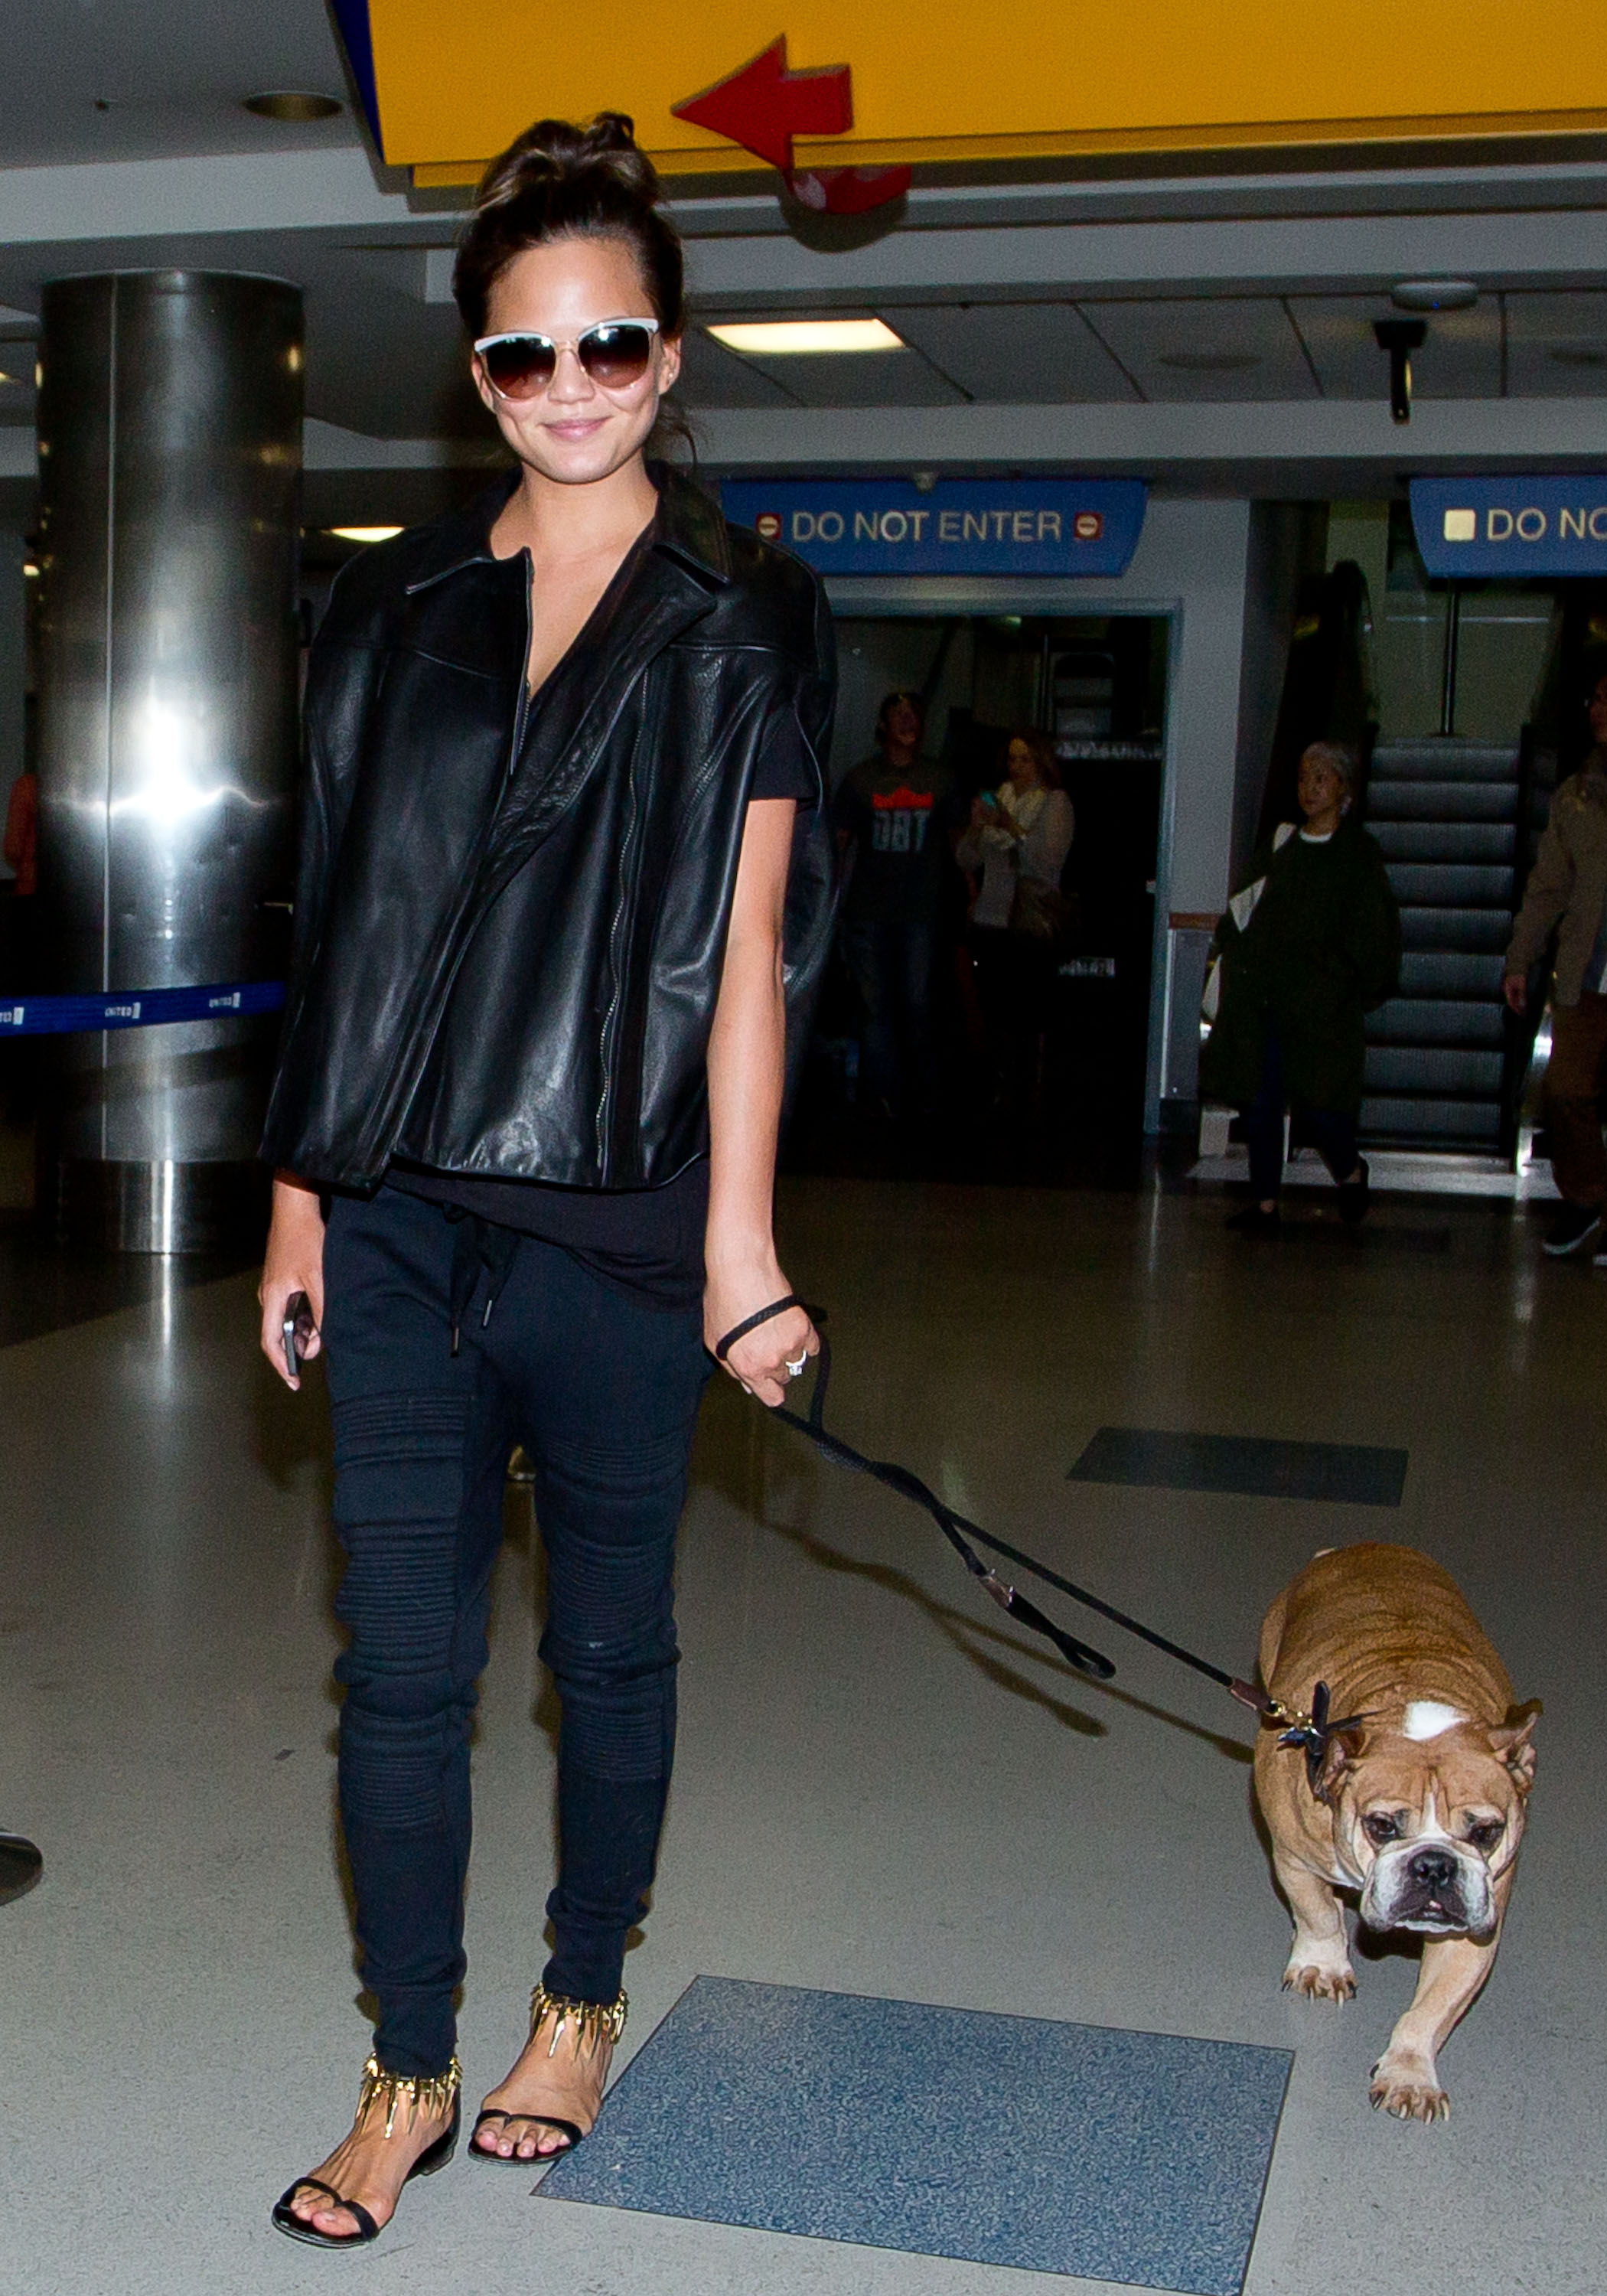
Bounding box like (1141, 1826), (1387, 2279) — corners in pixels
(35, 271), (302, 1251)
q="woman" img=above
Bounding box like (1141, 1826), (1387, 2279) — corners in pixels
(1200, 740), (1400, 1234)
(257, 115), (834, 2248)
(956, 727), (1074, 1114)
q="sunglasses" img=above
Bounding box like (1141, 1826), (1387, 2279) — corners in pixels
(474, 318), (661, 400)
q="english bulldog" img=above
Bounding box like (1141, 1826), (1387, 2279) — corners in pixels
(1252, 1542), (1538, 2122)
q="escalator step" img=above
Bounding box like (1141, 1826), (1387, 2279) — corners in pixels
(1367, 999), (1506, 1045)
(1398, 952), (1506, 994)
(1368, 781), (1519, 821)
(1359, 1097), (1503, 1140)
(1383, 863), (1514, 905)
(1364, 1046), (1504, 1092)
(1370, 820), (1515, 863)
(1370, 741), (1520, 781)
(1399, 908), (1511, 951)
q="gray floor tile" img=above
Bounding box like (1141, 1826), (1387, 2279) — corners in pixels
(1068, 1428), (1408, 1506)
(543, 1976), (1289, 2293)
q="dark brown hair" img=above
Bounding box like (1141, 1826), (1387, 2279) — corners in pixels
(452, 113), (686, 343)
(1007, 726), (1061, 789)
(875, 689), (926, 745)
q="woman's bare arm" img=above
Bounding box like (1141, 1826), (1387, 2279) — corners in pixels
(703, 796), (818, 1407)
(258, 1172), (326, 1390)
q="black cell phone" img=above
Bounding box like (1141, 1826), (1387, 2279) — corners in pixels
(282, 1290), (318, 1381)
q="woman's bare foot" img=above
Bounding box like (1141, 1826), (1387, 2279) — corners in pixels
(282, 2058), (459, 2240)
(473, 1988), (626, 2162)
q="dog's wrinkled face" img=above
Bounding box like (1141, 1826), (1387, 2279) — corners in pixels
(1320, 1705), (1537, 1943)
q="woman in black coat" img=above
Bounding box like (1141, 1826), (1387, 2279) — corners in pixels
(259, 116), (836, 2247)
(1200, 741), (1400, 1234)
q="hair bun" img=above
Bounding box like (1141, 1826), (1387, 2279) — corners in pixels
(474, 113), (660, 216)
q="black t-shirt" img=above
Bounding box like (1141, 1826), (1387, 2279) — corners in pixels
(385, 699), (817, 1309)
(833, 754), (961, 924)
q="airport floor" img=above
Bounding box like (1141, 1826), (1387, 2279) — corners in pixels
(0, 1174), (1601, 2295)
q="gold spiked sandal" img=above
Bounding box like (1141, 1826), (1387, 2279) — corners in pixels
(471, 1984), (627, 2164)
(271, 2055), (461, 2249)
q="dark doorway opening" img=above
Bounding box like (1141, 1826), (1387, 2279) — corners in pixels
(786, 612), (1169, 1187)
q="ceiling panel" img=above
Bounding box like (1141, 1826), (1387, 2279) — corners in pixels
(677, 328), (801, 409)
(1079, 297), (1317, 401)
(0, 0), (359, 168)
(1287, 295), (1499, 399)
(885, 302), (1139, 403)
(1505, 291), (1607, 396)
(708, 344), (966, 409)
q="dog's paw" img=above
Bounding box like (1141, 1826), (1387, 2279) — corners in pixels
(1370, 2053), (1449, 2123)
(1282, 1958), (1355, 2004)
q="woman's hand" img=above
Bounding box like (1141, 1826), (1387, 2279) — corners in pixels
(258, 1172), (326, 1390)
(705, 1259), (818, 1410)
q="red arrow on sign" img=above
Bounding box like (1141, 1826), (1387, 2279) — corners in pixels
(672, 36), (853, 174)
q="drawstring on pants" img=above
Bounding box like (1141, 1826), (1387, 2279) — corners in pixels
(446, 1211), (520, 1355)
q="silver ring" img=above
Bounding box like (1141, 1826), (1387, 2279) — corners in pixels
(785, 1352), (808, 1378)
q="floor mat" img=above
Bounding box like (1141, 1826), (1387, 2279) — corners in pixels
(539, 1977), (1291, 2294)
(1068, 1426), (1407, 1506)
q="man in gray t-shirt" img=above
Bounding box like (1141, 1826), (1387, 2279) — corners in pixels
(832, 690), (962, 1120)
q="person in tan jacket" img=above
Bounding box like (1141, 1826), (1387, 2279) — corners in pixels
(1504, 673), (1607, 1256)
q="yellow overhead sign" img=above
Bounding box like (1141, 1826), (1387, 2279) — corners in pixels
(337, 1), (1607, 185)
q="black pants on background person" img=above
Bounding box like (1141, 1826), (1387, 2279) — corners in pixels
(839, 914), (939, 1117)
(1244, 1031), (1360, 1201)
(321, 1184), (709, 2081)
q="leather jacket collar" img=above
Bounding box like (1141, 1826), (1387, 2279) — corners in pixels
(403, 459), (735, 596)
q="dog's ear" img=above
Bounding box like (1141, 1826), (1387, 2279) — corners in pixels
(1313, 1727), (1363, 1806)
(1492, 1704), (1540, 1794)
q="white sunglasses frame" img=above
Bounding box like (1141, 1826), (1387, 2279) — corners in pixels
(472, 317), (663, 396)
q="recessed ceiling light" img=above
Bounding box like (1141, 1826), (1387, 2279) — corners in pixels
(1391, 279), (1478, 312)
(708, 319), (905, 356)
(244, 91), (344, 122)
(328, 526), (404, 543)
(22, 563), (39, 578)
(1157, 351), (1260, 371)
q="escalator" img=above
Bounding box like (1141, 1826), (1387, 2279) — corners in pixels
(1361, 737), (1520, 1146)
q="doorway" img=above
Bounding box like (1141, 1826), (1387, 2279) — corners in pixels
(789, 608), (1170, 1184)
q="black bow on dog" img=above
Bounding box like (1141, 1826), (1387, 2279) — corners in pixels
(1277, 1681), (1374, 1794)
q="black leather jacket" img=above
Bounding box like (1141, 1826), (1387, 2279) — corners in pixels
(261, 466), (836, 1191)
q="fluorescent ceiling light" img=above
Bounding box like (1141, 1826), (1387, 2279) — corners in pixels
(328, 526), (404, 543)
(708, 319), (904, 356)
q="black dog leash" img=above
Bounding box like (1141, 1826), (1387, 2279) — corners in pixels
(717, 1297), (1362, 1763)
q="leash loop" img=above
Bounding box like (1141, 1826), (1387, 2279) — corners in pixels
(714, 1293), (806, 1363)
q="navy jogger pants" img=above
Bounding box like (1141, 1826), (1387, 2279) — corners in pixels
(320, 1184), (709, 2078)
